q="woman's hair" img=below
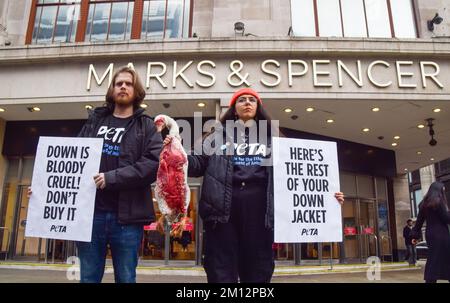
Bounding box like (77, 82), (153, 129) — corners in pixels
(105, 66), (146, 111)
(419, 181), (448, 211)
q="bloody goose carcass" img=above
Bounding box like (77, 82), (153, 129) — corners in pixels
(154, 114), (190, 235)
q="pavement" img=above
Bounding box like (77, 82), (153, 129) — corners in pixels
(0, 260), (433, 283)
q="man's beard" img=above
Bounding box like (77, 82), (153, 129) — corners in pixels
(114, 96), (134, 107)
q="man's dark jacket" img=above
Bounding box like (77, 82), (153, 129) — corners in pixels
(403, 225), (414, 246)
(78, 106), (162, 225)
(187, 125), (275, 230)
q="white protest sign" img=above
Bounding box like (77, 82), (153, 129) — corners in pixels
(25, 137), (103, 242)
(273, 137), (342, 243)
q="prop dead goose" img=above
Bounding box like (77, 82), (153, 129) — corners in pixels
(154, 114), (190, 236)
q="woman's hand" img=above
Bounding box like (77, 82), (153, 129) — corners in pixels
(93, 173), (106, 189)
(335, 192), (345, 205)
(27, 186), (32, 199)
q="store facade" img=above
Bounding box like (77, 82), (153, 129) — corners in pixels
(0, 0), (450, 265)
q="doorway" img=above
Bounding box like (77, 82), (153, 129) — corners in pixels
(342, 198), (378, 262)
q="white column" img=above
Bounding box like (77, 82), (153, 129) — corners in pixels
(419, 164), (436, 197)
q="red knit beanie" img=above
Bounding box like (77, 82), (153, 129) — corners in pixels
(229, 88), (263, 107)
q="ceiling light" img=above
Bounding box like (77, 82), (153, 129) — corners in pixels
(404, 168), (408, 171)
(0, 108), (5, 112)
(417, 151), (422, 155)
(417, 124), (425, 129)
(28, 106), (41, 112)
(306, 107), (315, 112)
(394, 136), (400, 140)
(326, 119), (334, 124)
(140, 103), (148, 108)
(372, 107), (380, 112)
(430, 158), (435, 161)
(433, 108), (441, 113)
(391, 142), (398, 147)
(197, 102), (206, 108)
(85, 105), (93, 110)
(284, 108), (293, 113)
(362, 128), (370, 132)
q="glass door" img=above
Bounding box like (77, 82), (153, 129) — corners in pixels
(359, 199), (377, 259)
(342, 199), (359, 261)
(342, 198), (378, 263)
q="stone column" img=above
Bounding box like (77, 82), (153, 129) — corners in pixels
(419, 164), (436, 197)
(392, 173), (411, 261)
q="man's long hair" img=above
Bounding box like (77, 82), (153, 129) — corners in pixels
(105, 66), (146, 111)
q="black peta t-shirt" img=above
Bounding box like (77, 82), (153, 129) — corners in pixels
(95, 115), (132, 212)
(231, 122), (270, 185)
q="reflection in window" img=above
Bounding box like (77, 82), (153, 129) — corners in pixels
(365, 0), (391, 38)
(32, 0), (81, 44)
(291, 0), (316, 37)
(141, 0), (191, 39)
(316, 0), (342, 37)
(290, 0), (416, 38)
(85, 1), (134, 41)
(390, 0), (416, 38)
(341, 0), (367, 37)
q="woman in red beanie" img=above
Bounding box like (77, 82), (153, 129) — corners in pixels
(166, 88), (344, 283)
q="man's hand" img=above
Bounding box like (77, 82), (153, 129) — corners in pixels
(93, 173), (106, 189)
(163, 135), (173, 146)
(335, 192), (345, 205)
(27, 186), (32, 199)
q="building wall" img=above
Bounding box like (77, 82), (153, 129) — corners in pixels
(3, 0), (449, 46)
(192, 0), (214, 38)
(0, 0), (30, 47)
(416, 0), (450, 38)
(210, 0), (291, 37)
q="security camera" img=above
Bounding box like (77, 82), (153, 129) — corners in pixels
(162, 103), (170, 109)
(428, 13), (444, 31)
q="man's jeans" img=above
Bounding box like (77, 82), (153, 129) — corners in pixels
(406, 244), (417, 265)
(76, 211), (143, 283)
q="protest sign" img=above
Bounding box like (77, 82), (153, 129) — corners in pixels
(273, 137), (342, 243)
(25, 137), (103, 242)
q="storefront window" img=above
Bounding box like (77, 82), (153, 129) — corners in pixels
(290, 0), (315, 37)
(389, 0), (417, 38)
(141, 0), (191, 39)
(85, 0), (134, 41)
(340, 0), (367, 37)
(290, 0), (417, 38)
(31, 0), (81, 44)
(364, 0), (391, 38)
(316, 0), (342, 37)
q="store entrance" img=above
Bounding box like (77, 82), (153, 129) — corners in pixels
(342, 198), (378, 263)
